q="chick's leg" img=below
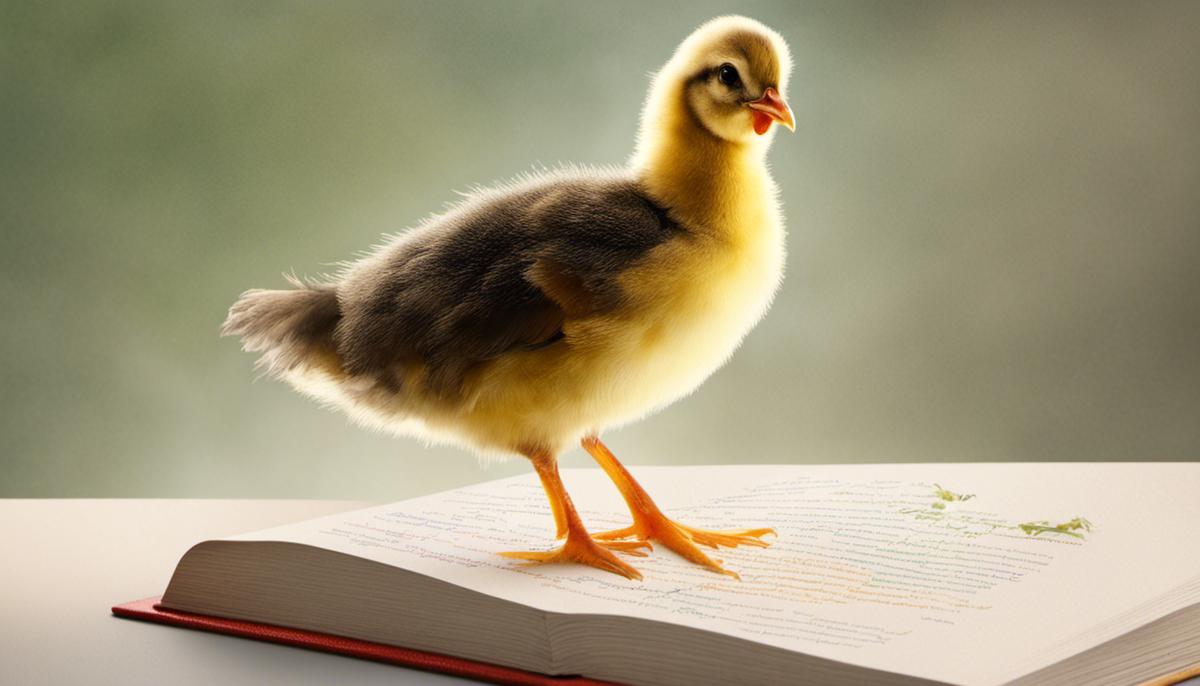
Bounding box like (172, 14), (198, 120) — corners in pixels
(498, 451), (647, 580)
(581, 436), (775, 580)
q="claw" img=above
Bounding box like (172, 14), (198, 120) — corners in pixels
(591, 524), (640, 541)
(598, 538), (653, 556)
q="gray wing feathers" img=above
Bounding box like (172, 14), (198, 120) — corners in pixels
(225, 170), (679, 395)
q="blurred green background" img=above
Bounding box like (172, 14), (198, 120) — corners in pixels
(2, 1), (1197, 498)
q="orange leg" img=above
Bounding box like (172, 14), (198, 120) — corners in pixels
(581, 436), (776, 580)
(498, 450), (648, 580)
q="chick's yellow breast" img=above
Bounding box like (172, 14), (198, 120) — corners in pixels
(456, 181), (785, 456)
(600, 192), (785, 425)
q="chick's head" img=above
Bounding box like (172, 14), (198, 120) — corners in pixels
(664, 16), (795, 144)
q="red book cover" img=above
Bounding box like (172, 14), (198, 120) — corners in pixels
(112, 596), (621, 686)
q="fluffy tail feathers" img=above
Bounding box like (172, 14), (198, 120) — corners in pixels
(220, 276), (342, 377)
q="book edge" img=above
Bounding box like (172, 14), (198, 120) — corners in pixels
(111, 596), (620, 686)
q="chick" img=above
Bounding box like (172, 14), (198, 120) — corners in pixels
(222, 16), (794, 580)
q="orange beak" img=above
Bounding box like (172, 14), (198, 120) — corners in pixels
(747, 87), (795, 135)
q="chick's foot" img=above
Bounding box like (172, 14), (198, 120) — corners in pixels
(593, 516), (775, 580)
(507, 450), (649, 580)
(499, 532), (645, 580)
(582, 435), (776, 580)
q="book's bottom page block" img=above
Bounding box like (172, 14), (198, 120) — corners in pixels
(113, 596), (1200, 686)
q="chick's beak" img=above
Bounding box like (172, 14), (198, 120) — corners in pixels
(747, 87), (795, 135)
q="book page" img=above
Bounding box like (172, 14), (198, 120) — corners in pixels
(229, 463), (1200, 686)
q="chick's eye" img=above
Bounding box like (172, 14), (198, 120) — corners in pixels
(718, 64), (741, 87)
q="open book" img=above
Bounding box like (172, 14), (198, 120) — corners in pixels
(127, 463), (1199, 685)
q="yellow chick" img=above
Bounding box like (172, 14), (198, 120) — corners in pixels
(222, 15), (794, 580)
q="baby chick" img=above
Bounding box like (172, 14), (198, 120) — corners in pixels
(222, 16), (794, 580)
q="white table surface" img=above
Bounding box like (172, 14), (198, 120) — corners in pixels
(2, 499), (1196, 686)
(0, 499), (472, 685)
